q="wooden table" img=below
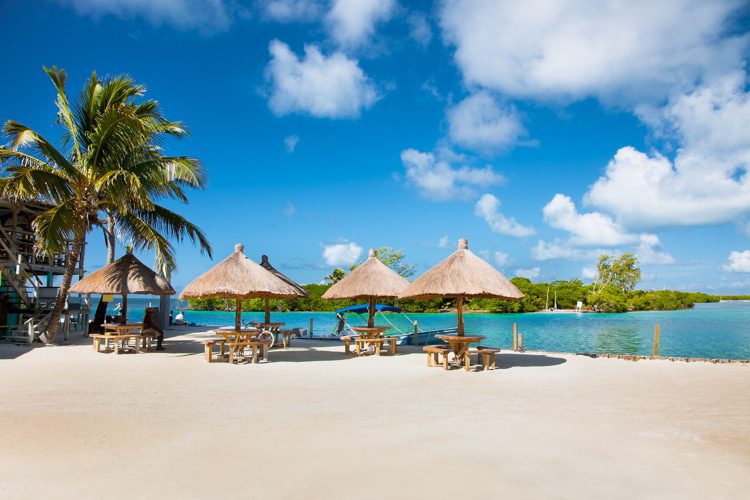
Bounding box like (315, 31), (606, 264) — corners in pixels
(92, 323), (145, 354)
(350, 326), (390, 339)
(104, 323), (143, 335)
(250, 322), (285, 330)
(350, 326), (392, 355)
(213, 330), (270, 364)
(250, 322), (288, 347)
(435, 334), (485, 367)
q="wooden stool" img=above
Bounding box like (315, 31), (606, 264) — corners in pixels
(341, 336), (359, 354)
(464, 346), (500, 371)
(383, 336), (398, 355)
(203, 339), (227, 363)
(355, 337), (386, 356)
(275, 330), (295, 348)
(423, 345), (450, 370)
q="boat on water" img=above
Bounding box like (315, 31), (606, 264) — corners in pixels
(329, 303), (457, 345)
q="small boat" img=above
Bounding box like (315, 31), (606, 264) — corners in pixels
(332, 304), (456, 345)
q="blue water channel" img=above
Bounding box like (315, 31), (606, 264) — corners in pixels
(119, 300), (750, 360)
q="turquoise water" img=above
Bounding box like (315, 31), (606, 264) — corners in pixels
(116, 299), (750, 360)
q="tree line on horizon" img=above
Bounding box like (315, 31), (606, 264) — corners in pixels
(187, 251), (737, 314)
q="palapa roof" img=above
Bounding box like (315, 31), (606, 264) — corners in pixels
(260, 255), (308, 297)
(399, 239), (523, 300)
(179, 244), (304, 300)
(321, 249), (409, 300)
(69, 252), (175, 295)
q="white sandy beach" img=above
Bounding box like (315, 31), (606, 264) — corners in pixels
(1, 327), (749, 500)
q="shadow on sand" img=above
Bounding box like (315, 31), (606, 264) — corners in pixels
(0, 343), (34, 360)
(496, 352), (567, 369)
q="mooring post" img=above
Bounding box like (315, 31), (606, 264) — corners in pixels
(512, 323), (518, 351)
(651, 324), (662, 357)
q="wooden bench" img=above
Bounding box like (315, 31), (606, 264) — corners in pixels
(274, 330), (295, 348)
(203, 339), (228, 363)
(423, 344), (451, 369)
(353, 337), (398, 356)
(341, 335), (360, 354)
(91, 333), (142, 354)
(227, 340), (270, 364)
(383, 336), (398, 355)
(464, 346), (501, 371)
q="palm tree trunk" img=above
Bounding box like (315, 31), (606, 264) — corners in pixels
(106, 213), (116, 264)
(42, 230), (84, 344)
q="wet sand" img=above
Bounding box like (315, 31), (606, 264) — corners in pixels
(1, 326), (749, 499)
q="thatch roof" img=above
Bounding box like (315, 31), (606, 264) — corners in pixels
(179, 244), (304, 299)
(322, 249), (409, 300)
(260, 255), (308, 297)
(399, 238), (523, 300)
(69, 252), (175, 295)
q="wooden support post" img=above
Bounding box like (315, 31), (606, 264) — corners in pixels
(456, 296), (464, 336)
(308, 318), (314, 338)
(234, 299), (242, 331)
(512, 323), (518, 351)
(652, 324), (661, 358)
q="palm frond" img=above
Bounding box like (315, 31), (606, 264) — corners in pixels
(32, 202), (77, 255)
(2, 122), (78, 181)
(43, 66), (82, 161)
(1, 164), (73, 201)
(113, 209), (176, 271)
(131, 204), (212, 258)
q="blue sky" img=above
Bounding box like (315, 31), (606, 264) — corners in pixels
(2, 0), (750, 293)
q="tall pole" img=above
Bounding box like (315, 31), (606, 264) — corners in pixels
(235, 299), (242, 331)
(121, 294), (128, 324)
(264, 297), (271, 324)
(367, 296), (376, 327)
(456, 296), (464, 336)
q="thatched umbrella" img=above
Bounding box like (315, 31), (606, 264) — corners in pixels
(399, 238), (523, 336)
(179, 244), (303, 330)
(321, 249), (409, 327)
(259, 255), (308, 324)
(69, 249), (175, 324)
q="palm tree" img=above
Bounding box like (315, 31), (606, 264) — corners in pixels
(0, 67), (212, 343)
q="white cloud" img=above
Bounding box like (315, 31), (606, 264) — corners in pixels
(284, 134), (300, 152)
(439, 0), (747, 105)
(447, 92), (527, 151)
(63, 0), (232, 31)
(531, 240), (602, 262)
(326, 0), (395, 47)
(723, 250), (750, 273)
(636, 234), (675, 265)
(265, 40), (379, 119)
(475, 194), (534, 237)
(407, 12), (432, 47)
(494, 251), (510, 268)
(282, 202), (296, 217)
(400, 148), (504, 201)
(260, 0), (323, 22)
(586, 77), (750, 229)
(581, 267), (598, 281)
(543, 194), (637, 246)
(322, 241), (363, 266)
(515, 267), (540, 280)
(437, 235), (450, 248)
